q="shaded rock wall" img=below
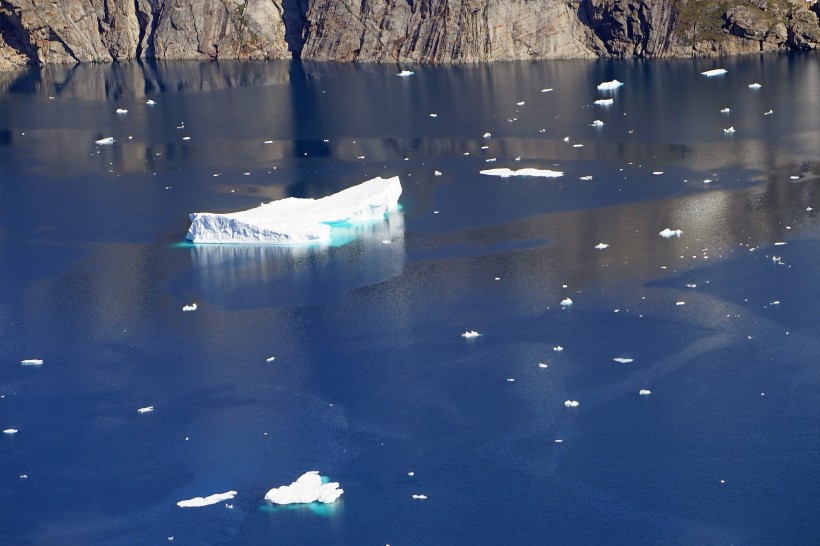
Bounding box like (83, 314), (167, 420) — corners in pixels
(1, 0), (819, 70)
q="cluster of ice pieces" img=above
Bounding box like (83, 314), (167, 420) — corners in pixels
(187, 176), (402, 245)
(480, 168), (563, 178)
(264, 471), (344, 505)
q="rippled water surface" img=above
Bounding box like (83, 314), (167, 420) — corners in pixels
(2, 54), (820, 544)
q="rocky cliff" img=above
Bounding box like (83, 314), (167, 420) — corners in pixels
(1, 0), (819, 70)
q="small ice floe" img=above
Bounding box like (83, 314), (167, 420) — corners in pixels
(560, 298), (573, 307)
(553, 346), (564, 352)
(652, 171), (664, 175)
(408, 471), (415, 477)
(480, 168), (563, 178)
(774, 242), (787, 246)
(720, 107), (731, 113)
(613, 358), (634, 364)
(95, 137), (115, 145)
(264, 471), (343, 505)
(579, 175), (593, 181)
(748, 83), (762, 89)
(517, 101), (525, 106)
(429, 113), (438, 117)
(264, 140), (274, 144)
(594, 98), (614, 106)
(789, 175), (800, 180)
(591, 120), (604, 127)
(594, 243), (609, 249)
(541, 88), (553, 93)
(507, 378), (515, 382)
(182, 303), (197, 312)
(396, 70), (414, 77)
(177, 491), (237, 508)
(485, 158), (496, 163)
(434, 170), (442, 176)
(770, 301), (780, 305)
(482, 132), (491, 138)
(563, 136), (570, 142)
(686, 283), (697, 288)
(676, 301), (685, 306)
(266, 356), (276, 362)
(146, 100), (156, 105)
(182, 136), (191, 141)
(764, 110), (773, 116)
(116, 108), (128, 114)
(701, 68), (727, 77)
(4, 429), (18, 434)
(659, 228), (682, 238)
(412, 494), (427, 500)
(461, 330), (482, 338)
(723, 127), (735, 134)
(538, 363), (548, 368)
(572, 144), (584, 148)
(597, 80), (624, 90)
(638, 389), (652, 396)
(564, 400), (580, 407)
(554, 439), (563, 444)
(21, 359), (43, 366)
(137, 406), (154, 414)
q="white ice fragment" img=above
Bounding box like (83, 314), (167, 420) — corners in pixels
(723, 127), (735, 134)
(265, 356), (276, 362)
(790, 175), (801, 180)
(461, 330), (482, 338)
(182, 136), (191, 141)
(554, 439), (563, 443)
(572, 144), (584, 148)
(560, 298), (573, 307)
(676, 301), (685, 306)
(594, 243), (609, 249)
(541, 88), (553, 93)
(396, 70), (414, 77)
(686, 283), (697, 288)
(748, 83), (762, 89)
(485, 158), (496, 163)
(720, 107), (731, 113)
(434, 170), (442, 176)
(613, 358), (634, 364)
(264, 140), (274, 144)
(563, 136), (570, 142)
(187, 176), (402, 245)
(579, 175), (593, 181)
(597, 80), (624, 90)
(21, 359), (43, 366)
(182, 303), (197, 312)
(177, 491), (237, 508)
(4, 429), (18, 434)
(538, 363), (548, 368)
(137, 406), (154, 413)
(594, 98), (614, 106)
(95, 137), (115, 145)
(564, 400), (580, 407)
(480, 168), (563, 178)
(639, 389), (652, 396)
(517, 101), (525, 106)
(116, 108), (128, 114)
(264, 471), (343, 505)
(652, 171), (664, 175)
(507, 378), (515, 382)
(483, 132), (492, 138)
(146, 100), (156, 105)
(764, 110), (773, 115)
(591, 120), (604, 127)
(553, 346), (564, 352)
(770, 301), (780, 305)
(412, 494), (428, 500)
(701, 68), (727, 77)
(429, 113), (437, 117)
(659, 228), (682, 238)
(774, 242), (787, 246)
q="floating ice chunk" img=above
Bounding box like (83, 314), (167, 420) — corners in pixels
(146, 100), (156, 105)
(412, 494), (428, 500)
(182, 136), (191, 141)
(264, 471), (343, 505)
(137, 406), (154, 413)
(95, 137), (115, 145)
(396, 70), (414, 77)
(517, 101), (525, 106)
(659, 228), (682, 238)
(553, 346), (564, 352)
(597, 80), (623, 90)
(507, 378), (515, 382)
(774, 242), (787, 245)
(177, 491), (237, 508)
(538, 363), (548, 368)
(560, 298), (573, 307)
(591, 120), (604, 127)
(723, 127), (735, 134)
(462, 330), (482, 338)
(483, 132), (491, 138)
(594, 98), (614, 106)
(563, 136), (570, 142)
(434, 170), (442, 176)
(613, 358), (634, 364)
(429, 113), (437, 117)
(594, 243), (609, 249)
(572, 144), (584, 148)
(676, 301), (685, 306)
(21, 359), (43, 366)
(116, 108), (128, 114)
(480, 168), (563, 178)
(541, 88), (553, 93)
(187, 176), (402, 245)
(686, 283), (697, 288)
(652, 171), (664, 175)
(564, 400), (579, 407)
(764, 110), (773, 116)
(579, 175), (593, 180)
(4, 429), (18, 434)
(701, 68), (727, 77)
(266, 356), (276, 362)
(639, 389), (651, 396)
(182, 303), (197, 312)
(748, 83), (762, 89)
(720, 107), (731, 113)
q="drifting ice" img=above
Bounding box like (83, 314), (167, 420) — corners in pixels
(701, 69), (727, 77)
(480, 168), (563, 178)
(264, 471), (343, 505)
(182, 303), (197, 312)
(137, 406), (154, 413)
(462, 330), (482, 338)
(597, 80), (623, 90)
(4, 428), (18, 434)
(21, 359), (43, 366)
(397, 70), (414, 77)
(591, 120), (604, 127)
(564, 400), (580, 407)
(177, 491), (237, 508)
(594, 243), (609, 249)
(187, 176), (402, 245)
(613, 358), (634, 363)
(724, 127), (735, 134)
(560, 298), (573, 307)
(748, 83), (762, 89)
(659, 228), (682, 238)
(639, 389), (652, 396)
(594, 99), (614, 106)
(95, 137), (115, 145)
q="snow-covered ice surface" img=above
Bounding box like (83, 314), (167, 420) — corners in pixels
(597, 80), (623, 90)
(177, 491), (237, 508)
(264, 471), (343, 505)
(187, 176), (402, 244)
(480, 168), (563, 178)
(462, 330), (482, 338)
(21, 359), (43, 366)
(659, 228), (683, 238)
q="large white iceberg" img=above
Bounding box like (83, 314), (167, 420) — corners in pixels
(264, 471), (343, 505)
(187, 176), (402, 245)
(480, 168), (563, 178)
(177, 491), (237, 508)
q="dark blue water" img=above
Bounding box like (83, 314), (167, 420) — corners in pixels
(2, 54), (820, 545)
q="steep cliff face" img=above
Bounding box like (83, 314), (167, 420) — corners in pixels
(1, 0), (819, 70)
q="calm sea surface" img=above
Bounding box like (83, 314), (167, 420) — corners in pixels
(2, 54), (820, 545)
